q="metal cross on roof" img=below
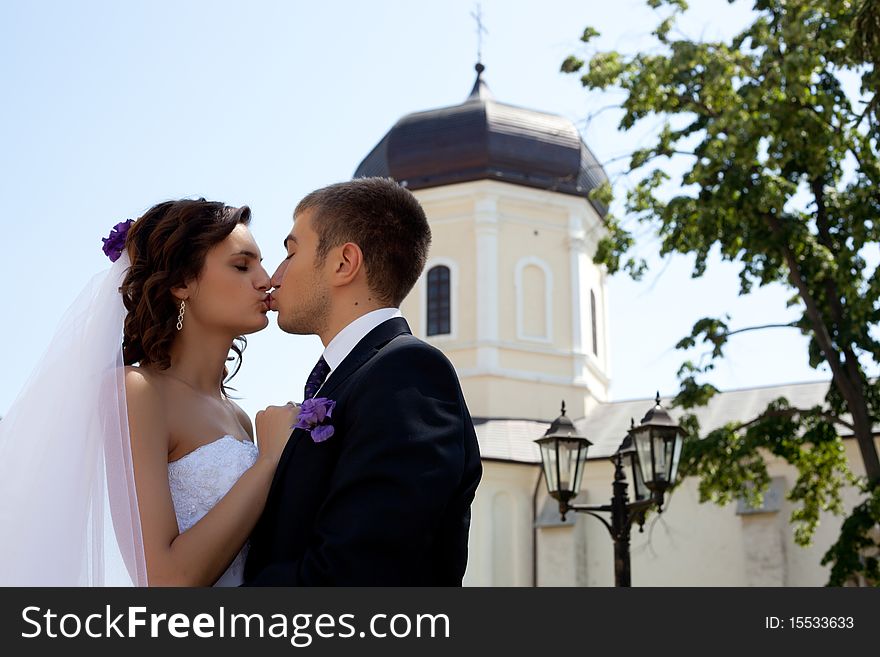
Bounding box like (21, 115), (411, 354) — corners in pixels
(470, 2), (488, 65)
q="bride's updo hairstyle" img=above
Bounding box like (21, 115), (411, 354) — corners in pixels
(120, 199), (251, 377)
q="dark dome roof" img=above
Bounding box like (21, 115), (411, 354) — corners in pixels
(354, 65), (608, 216)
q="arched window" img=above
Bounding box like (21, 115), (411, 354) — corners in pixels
(427, 265), (451, 336)
(515, 257), (553, 343)
(521, 266), (547, 338)
(591, 289), (599, 356)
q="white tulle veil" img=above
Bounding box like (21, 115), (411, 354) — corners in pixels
(0, 251), (147, 585)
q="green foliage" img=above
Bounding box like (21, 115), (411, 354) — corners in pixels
(580, 27), (601, 44)
(674, 397), (856, 546)
(560, 55), (584, 74)
(852, 0), (880, 65)
(566, 0), (880, 585)
(821, 481), (880, 586)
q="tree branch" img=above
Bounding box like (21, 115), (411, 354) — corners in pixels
(723, 322), (799, 338)
(733, 407), (854, 433)
(766, 207), (880, 481)
(675, 93), (719, 119)
(854, 94), (879, 129)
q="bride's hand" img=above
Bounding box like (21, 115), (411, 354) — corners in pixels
(255, 402), (300, 465)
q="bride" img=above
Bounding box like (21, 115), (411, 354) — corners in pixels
(0, 198), (299, 586)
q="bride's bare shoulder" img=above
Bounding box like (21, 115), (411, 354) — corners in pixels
(123, 366), (170, 449)
(124, 365), (157, 387)
(123, 366), (163, 410)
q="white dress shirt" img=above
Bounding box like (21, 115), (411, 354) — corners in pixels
(321, 307), (403, 376)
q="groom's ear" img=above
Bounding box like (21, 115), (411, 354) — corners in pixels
(330, 242), (364, 287)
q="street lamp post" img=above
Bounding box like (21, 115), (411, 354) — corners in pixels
(535, 393), (686, 587)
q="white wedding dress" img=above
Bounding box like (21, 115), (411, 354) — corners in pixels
(0, 249), (265, 586)
(168, 435), (259, 587)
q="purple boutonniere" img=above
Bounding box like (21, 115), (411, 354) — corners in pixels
(294, 397), (337, 443)
(101, 219), (134, 262)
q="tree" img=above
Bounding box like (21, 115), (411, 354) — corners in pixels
(563, 0), (880, 585)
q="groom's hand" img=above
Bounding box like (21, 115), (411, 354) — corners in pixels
(255, 403), (300, 466)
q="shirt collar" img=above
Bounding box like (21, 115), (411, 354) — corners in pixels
(322, 307), (402, 371)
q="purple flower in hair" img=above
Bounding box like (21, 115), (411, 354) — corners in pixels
(294, 397), (337, 443)
(101, 219), (134, 262)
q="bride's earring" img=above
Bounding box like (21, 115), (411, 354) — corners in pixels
(176, 300), (186, 331)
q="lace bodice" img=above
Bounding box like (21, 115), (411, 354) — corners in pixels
(167, 435), (259, 587)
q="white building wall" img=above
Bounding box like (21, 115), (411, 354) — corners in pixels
(401, 180), (610, 419)
(469, 438), (877, 586)
(392, 172), (873, 588)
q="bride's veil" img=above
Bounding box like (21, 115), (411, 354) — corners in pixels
(0, 252), (148, 585)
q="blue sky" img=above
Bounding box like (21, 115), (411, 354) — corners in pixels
(0, 0), (839, 422)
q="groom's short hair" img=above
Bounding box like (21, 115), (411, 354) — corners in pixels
(295, 177), (432, 307)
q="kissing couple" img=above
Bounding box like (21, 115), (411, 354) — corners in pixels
(0, 177), (482, 586)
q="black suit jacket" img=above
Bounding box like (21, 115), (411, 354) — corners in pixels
(243, 317), (482, 585)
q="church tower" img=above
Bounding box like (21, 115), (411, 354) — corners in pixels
(355, 65), (610, 419)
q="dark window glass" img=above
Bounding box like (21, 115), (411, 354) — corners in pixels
(427, 266), (451, 336)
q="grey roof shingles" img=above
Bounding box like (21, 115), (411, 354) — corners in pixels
(475, 380), (836, 464)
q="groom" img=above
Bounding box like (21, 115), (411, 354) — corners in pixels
(243, 177), (482, 586)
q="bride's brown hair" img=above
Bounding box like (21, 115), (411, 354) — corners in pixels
(120, 199), (251, 386)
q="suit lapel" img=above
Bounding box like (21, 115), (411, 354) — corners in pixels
(267, 317), (413, 499)
(314, 316), (412, 399)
